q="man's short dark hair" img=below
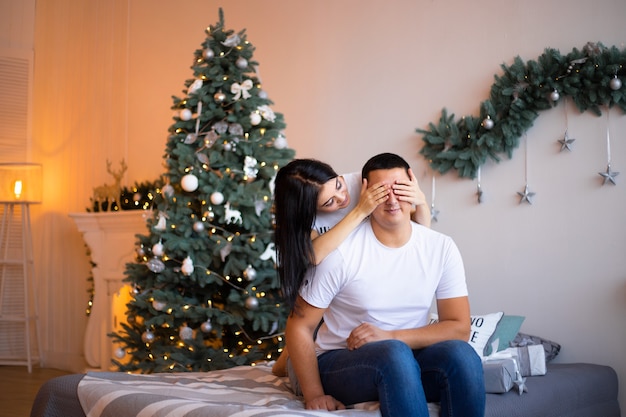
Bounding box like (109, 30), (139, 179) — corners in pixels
(362, 153), (410, 180)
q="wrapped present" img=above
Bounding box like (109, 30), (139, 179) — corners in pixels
(483, 358), (517, 393)
(504, 345), (546, 376)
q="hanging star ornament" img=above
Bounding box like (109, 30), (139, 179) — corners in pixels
(598, 164), (619, 185)
(430, 205), (440, 222)
(517, 184), (535, 204)
(558, 130), (576, 152)
(476, 185), (484, 204)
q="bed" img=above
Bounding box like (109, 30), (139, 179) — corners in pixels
(30, 361), (620, 417)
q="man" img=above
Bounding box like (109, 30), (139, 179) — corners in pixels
(285, 153), (485, 416)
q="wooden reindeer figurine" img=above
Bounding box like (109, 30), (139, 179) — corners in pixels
(92, 159), (128, 211)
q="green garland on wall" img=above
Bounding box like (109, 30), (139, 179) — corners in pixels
(417, 42), (626, 179)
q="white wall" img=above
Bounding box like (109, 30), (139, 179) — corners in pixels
(25, 0), (626, 408)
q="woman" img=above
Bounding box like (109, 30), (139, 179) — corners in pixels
(272, 158), (431, 376)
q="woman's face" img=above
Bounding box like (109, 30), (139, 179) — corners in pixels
(316, 176), (350, 213)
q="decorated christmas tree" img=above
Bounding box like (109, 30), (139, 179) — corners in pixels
(111, 9), (295, 373)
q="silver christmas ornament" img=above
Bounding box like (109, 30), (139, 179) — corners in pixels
(599, 164), (619, 185)
(549, 90), (560, 102)
(558, 130), (576, 152)
(245, 296), (259, 310)
(517, 184), (536, 204)
(152, 299), (167, 311)
(200, 320), (213, 333)
(114, 347), (126, 359)
(244, 265), (257, 281)
(193, 221), (205, 232)
(609, 76), (622, 91)
(179, 325), (194, 340)
(141, 330), (155, 343)
(236, 56), (248, 69)
(214, 91), (226, 103)
(482, 116), (494, 130)
(203, 48), (215, 60)
(147, 257), (165, 273)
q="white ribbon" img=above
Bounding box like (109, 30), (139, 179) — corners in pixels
(231, 79), (253, 100)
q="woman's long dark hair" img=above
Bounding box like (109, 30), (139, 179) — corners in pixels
(274, 159), (338, 312)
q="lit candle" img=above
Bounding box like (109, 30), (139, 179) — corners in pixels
(13, 180), (23, 199)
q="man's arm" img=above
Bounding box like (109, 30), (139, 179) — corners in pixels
(346, 296), (471, 350)
(285, 296), (345, 411)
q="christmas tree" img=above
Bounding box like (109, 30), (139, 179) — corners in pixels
(111, 9), (295, 373)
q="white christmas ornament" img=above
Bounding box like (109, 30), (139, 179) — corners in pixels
(482, 116), (494, 130)
(180, 108), (193, 121)
(152, 241), (164, 256)
(231, 79), (253, 100)
(260, 242), (277, 264)
(224, 202), (243, 225)
(188, 79), (203, 95)
(258, 105), (276, 122)
(181, 173), (199, 192)
(250, 112), (262, 126)
(181, 256), (194, 276)
(155, 212), (167, 230)
(243, 156), (258, 178)
(210, 191), (224, 205)
(274, 135), (288, 149)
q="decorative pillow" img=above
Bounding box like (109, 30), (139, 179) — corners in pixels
(430, 311), (503, 357)
(511, 332), (561, 362)
(483, 315), (526, 356)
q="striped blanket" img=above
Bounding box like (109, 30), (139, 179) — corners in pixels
(78, 363), (440, 417)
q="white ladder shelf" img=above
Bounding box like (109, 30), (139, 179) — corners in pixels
(0, 202), (42, 372)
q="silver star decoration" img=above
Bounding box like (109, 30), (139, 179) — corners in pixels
(514, 374), (528, 395)
(476, 185), (484, 204)
(517, 184), (535, 205)
(558, 130), (576, 152)
(430, 205), (440, 222)
(598, 164), (619, 185)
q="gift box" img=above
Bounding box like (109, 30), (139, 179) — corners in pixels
(483, 358), (517, 393)
(504, 345), (546, 376)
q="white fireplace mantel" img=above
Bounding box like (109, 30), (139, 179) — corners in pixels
(69, 210), (149, 371)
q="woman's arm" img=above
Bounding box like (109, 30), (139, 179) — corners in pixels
(310, 179), (389, 265)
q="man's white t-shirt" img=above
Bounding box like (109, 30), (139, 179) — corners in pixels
(312, 172), (362, 236)
(299, 221), (468, 354)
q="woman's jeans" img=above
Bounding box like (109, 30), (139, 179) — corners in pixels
(314, 339), (485, 417)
